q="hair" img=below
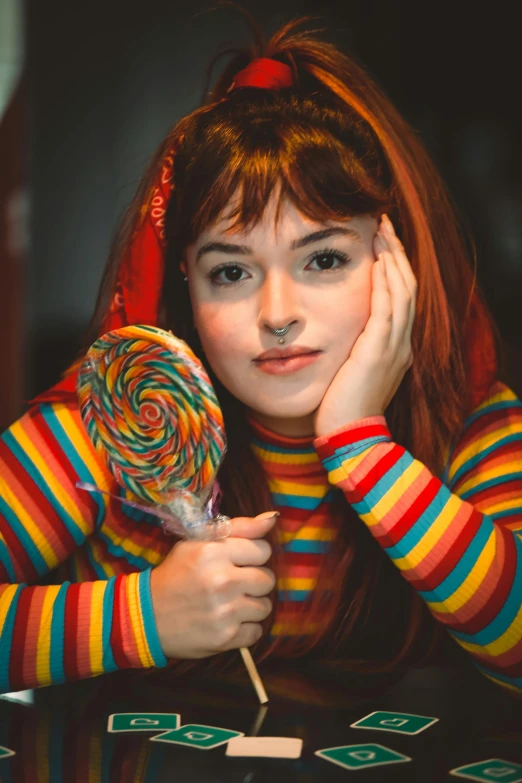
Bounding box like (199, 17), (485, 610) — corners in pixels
(81, 6), (501, 673)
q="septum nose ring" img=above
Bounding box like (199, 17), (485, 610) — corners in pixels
(271, 324), (291, 344)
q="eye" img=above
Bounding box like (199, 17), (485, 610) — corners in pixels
(306, 248), (351, 272)
(206, 248), (351, 288)
(207, 264), (251, 287)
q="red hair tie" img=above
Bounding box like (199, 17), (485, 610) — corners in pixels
(227, 57), (294, 92)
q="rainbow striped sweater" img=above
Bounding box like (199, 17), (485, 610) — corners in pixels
(0, 381), (521, 694)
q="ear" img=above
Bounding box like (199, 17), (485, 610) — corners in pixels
(180, 262), (187, 275)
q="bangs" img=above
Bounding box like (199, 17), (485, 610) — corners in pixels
(172, 97), (392, 247)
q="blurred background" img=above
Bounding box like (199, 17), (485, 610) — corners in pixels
(1, 0), (521, 431)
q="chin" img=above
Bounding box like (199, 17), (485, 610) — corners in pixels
(242, 390), (323, 421)
(212, 367), (328, 418)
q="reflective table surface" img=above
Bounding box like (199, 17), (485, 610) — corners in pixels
(0, 660), (521, 781)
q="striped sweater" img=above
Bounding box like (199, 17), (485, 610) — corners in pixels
(0, 381), (521, 694)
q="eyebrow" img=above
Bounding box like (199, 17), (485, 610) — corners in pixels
(195, 226), (361, 264)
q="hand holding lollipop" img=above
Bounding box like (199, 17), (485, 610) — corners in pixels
(77, 324), (269, 702)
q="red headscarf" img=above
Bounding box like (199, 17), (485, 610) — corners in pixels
(31, 57), (497, 411)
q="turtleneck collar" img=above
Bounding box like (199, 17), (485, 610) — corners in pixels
(247, 412), (317, 453)
(246, 411), (330, 487)
(246, 411), (339, 516)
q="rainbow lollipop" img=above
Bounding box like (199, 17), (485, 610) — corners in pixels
(77, 324), (228, 537)
(77, 324), (269, 703)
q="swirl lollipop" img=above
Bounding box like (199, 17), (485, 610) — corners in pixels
(77, 324), (229, 538)
(76, 324), (269, 703)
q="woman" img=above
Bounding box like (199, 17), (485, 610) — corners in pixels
(1, 11), (520, 697)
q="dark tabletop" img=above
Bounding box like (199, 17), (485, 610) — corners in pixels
(0, 660), (521, 782)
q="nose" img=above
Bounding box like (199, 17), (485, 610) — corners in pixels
(257, 269), (301, 336)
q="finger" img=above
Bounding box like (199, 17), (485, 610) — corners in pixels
(229, 512), (279, 539)
(379, 223), (416, 351)
(375, 226), (408, 291)
(235, 595), (273, 624)
(236, 566), (276, 596)
(406, 294), (416, 341)
(223, 536), (272, 567)
(379, 215), (415, 288)
(362, 253), (393, 352)
(375, 229), (414, 344)
(381, 214), (418, 296)
(379, 249), (414, 352)
(384, 230), (416, 349)
(219, 622), (263, 651)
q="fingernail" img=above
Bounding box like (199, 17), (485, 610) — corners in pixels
(257, 511), (280, 521)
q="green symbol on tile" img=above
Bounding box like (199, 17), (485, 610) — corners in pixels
(108, 713), (180, 732)
(351, 710), (438, 735)
(0, 745), (15, 759)
(450, 758), (522, 783)
(316, 743), (411, 770)
(151, 724), (243, 750)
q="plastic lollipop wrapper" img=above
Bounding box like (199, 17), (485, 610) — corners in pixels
(76, 324), (230, 540)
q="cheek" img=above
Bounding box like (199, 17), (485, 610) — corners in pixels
(193, 305), (245, 367)
(324, 272), (373, 346)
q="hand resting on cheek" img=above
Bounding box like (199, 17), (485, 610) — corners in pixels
(314, 214), (417, 437)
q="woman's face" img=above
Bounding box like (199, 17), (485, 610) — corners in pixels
(183, 188), (378, 436)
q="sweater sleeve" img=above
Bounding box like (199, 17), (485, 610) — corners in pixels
(0, 402), (167, 692)
(313, 381), (522, 697)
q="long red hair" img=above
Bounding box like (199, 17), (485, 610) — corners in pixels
(37, 9), (500, 672)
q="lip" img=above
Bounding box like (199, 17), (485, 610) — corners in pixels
(254, 346), (320, 361)
(253, 348), (322, 375)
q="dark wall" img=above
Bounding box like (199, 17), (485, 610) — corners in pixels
(26, 0), (522, 399)
(0, 76), (27, 430)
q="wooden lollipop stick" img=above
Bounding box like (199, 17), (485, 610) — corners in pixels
(240, 647), (269, 704)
